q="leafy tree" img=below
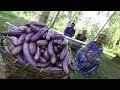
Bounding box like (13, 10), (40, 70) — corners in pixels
(50, 11), (60, 28)
(101, 11), (120, 54)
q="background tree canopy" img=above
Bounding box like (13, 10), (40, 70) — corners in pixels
(0, 11), (120, 55)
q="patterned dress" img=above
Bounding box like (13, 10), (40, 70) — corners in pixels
(76, 41), (103, 76)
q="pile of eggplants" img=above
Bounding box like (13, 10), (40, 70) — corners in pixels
(0, 21), (75, 74)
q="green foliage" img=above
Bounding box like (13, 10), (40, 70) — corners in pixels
(0, 11), (18, 32)
(112, 53), (120, 64)
(101, 11), (120, 54)
(46, 11), (58, 28)
(11, 11), (43, 21)
(46, 11), (83, 37)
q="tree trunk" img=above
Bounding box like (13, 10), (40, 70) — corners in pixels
(39, 11), (50, 24)
(50, 11), (60, 28)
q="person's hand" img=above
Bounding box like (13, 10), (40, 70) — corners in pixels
(84, 47), (88, 53)
(88, 56), (94, 62)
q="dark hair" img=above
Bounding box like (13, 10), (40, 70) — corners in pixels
(71, 23), (75, 25)
(82, 30), (87, 32)
(99, 34), (107, 39)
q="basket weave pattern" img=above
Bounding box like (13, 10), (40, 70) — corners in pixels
(0, 47), (68, 79)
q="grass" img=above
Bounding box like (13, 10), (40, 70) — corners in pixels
(0, 11), (18, 32)
(0, 11), (120, 79)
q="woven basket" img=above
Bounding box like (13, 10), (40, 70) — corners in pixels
(0, 49), (69, 79)
(0, 39), (69, 79)
(0, 18), (70, 79)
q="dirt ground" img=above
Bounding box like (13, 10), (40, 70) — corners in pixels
(0, 53), (5, 79)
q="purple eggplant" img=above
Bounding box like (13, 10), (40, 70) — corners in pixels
(50, 53), (56, 64)
(48, 41), (54, 56)
(29, 24), (40, 32)
(29, 42), (37, 55)
(46, 28), (54, 40)
(10, 36), (18, 46)
(1, 31), (23, 37)
(52, 34), (65, 40)
(26, 28), (33, 33)
(30, 28), (47, 42)
(43, 49), (49, 61)
(53, 39), (68, 46)
(12, 26), (27, 33)
(12, 45), (22, 55)
(36, 40), (48, 46)
(39, 56), (46, 63)
(36, 62), (50, 68)
(67, 51), (71, 66)
(23, 43), (36, 66)
(59, 45), (68, 60)
(17, 33), (27, 45)
(25, 33), (35, 42)
(63, 51), (69, 74)
(23, 54), (29, 63)
(15, 54), (26, 63)
(34, 46), (41, 61)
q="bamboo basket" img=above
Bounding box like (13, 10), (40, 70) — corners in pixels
(0, 18), (70, 79)
(0, 46), (69, 79)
